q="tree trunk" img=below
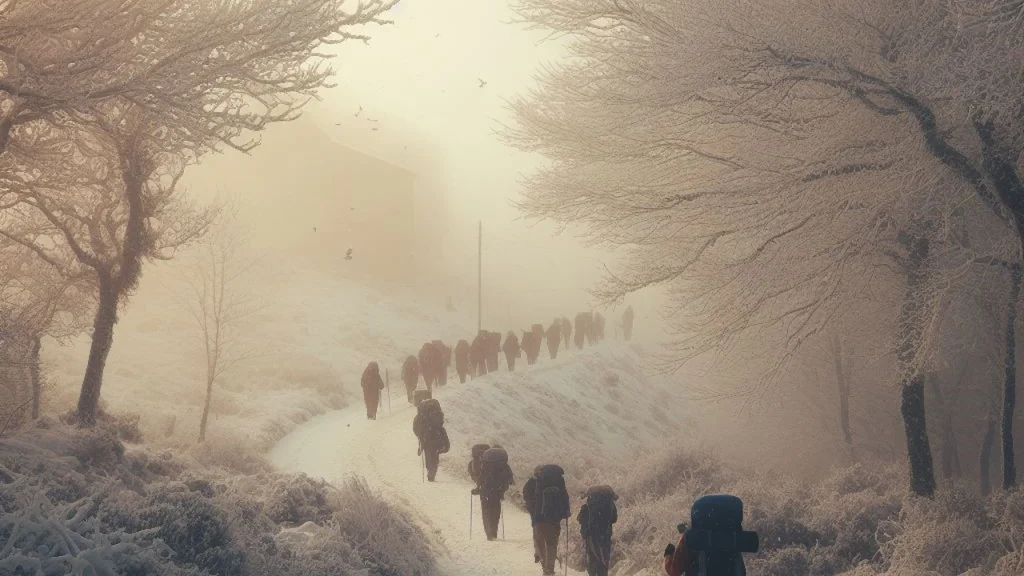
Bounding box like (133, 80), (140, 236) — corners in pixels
(75, 278), (119, 426)
(930, 372), (962, 480)
(1002, 263), (1021, 489)
(831, 334), (855, 461)
(981, 413), (997, 496)
(198, 374), (214, 443)
(896, 233), (936, 497)
(29, 335), (41, 420)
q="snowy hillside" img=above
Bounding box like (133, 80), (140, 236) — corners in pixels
(270, 340), (693, 576)
(42, 261), (476, 450)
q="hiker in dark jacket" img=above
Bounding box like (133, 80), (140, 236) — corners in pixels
(546, 320), (561, 360)
(474, 446), (514, 541)
(360, 361), (385, 420)
(578, 486), (618, 576)
(401, 355), (419, 404)
(503, 331), (521, 371)
(432, 340), (450, 387)
(419, 343), (437, 391)
(412, 399), (449, 482)
(594, 312), (606, 342)
(487, 331), (502, 372)
(522, 331), (540, 365)
(574, 312), (590, 349)
(471, 331), (489, 377)
(455, 339), (471, 383)
(524, 464), (571, 576)
(561, 317), (572, 350)
(622, 306), (634, 341)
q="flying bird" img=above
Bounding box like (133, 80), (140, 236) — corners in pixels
(345, 248), (353, 260)
(477, 78), (487, 88)
(354, 105), (363, 117)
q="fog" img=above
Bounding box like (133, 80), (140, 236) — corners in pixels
(155, 0), (666, 337)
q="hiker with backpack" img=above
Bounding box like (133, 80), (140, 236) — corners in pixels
(663, 495), (759, 576)
(578, 485), (618, 576)
(360, 361), (385, 420)
(546, 320), (561, 360)
(455, 339), (471, 383)
(502, 331), (521, 371)
(524, 464), (571, 576)
(402, 355), (420, 404)
(412, 398), (450, 482)
(472, 445), (514, 541)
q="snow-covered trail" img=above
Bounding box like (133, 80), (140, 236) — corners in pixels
(269, 372), (585, 576)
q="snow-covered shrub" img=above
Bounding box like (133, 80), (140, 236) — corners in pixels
(0, 424), (438, 576)
(261, 473), (335, 526)
(189, 433), (273, 476)
(333, 476), (437, 576)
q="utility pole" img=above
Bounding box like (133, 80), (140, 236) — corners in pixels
(477, 220), (482, 333)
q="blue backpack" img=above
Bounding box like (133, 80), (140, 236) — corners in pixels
(684, 495), (759, 576)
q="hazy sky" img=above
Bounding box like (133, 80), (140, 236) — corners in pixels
(302, 0), (623, 323)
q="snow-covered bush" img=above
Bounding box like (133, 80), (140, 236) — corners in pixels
(333, 476), (437, 576)
(0, 421), (439, 576)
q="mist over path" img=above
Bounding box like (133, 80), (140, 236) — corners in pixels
(270, 359), (588, 576)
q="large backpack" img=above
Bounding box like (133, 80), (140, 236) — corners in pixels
(537, 464), (570, 523)
(414, 400), (448, 452)
(582, 485), (618, 536)
(480, 447), (511, 495)
(469, 443), (491, 484)
(684, 495), (758, 576)
(417, 398), (444, 427)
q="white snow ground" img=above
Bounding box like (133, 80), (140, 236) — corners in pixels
(271, 343), (691, 576)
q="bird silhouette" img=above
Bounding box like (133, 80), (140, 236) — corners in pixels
(477, 78), (487, 88)
(354, 105), (363, 117)
(345, 248), (353, 260)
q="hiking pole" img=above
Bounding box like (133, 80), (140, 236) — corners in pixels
(386, 368), (391, 416)
(469, 492), (474, 540)
(501, 508), (505, 541)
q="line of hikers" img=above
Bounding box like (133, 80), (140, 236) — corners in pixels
(402, 372), (758, 575)
(463, 437), (760, 576)
(467, 443), (616, 576)
(359, 306), (637, 421)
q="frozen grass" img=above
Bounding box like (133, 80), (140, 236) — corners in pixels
(0, 419), (438, 576)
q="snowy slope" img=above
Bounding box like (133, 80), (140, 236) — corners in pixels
(271, 342), (693, 576)
(43, 261), (476, 450)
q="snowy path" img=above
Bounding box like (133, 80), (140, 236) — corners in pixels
(269, 372), (585, 576)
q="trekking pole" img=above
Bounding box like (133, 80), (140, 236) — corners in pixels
(469, 492), (474, 540)
(501, 509), (505, 541)
(386, 369), (391, 416)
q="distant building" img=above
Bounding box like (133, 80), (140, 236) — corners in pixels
(188, 117), (417, 288)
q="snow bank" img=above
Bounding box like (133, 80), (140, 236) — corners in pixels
(42, 262), (474, 451)
(438, 343), (694, 497)
(0, 420), (439, 575)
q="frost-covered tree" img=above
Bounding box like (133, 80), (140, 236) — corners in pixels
(0, 243), (93, 424)
(509, 0), (1024, 495)
(0, 0), (396, 425)
(180, 210), (258, 443)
